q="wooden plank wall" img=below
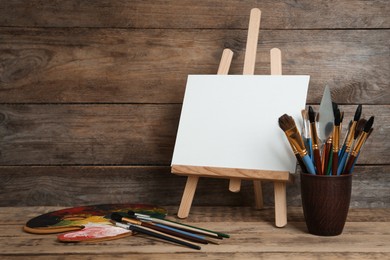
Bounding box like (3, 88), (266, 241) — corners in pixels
(0, 1), (389, 208)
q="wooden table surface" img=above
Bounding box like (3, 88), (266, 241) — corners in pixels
(1, 206), (389, 259)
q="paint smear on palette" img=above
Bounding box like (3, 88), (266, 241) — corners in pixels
(58, 223), (132, 243)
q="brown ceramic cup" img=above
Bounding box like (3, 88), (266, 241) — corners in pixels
(300, 173), (352, 236)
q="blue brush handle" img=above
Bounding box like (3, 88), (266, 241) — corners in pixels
(337, 151), (348, 175)
(130, 224), (201, 250)
(302, 155), (316, 174)
(350, 152), (360, 173)
(308, 138), (313, 161)
(339, 144), (346, 160)
(154, 223), (206, 240)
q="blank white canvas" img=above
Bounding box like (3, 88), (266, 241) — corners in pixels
(171, 75), (310, 173)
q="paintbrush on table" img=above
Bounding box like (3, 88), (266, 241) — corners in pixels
(343, 116), (374, 174)
(111, 213), (216, 244)
(308, 106), (322, 175)
(110, 217), (201, 250)
(128, 211), (228, 239)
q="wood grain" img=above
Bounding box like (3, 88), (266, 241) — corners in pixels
(0, 29), (388, 104)
(0, 105), (387, 165)
(0, 165), (388, 207)
(172, 165), (293, 182)
(0, 207), (389, 258)
(0, 0), (388, 29)
(0, 0), (388, 218)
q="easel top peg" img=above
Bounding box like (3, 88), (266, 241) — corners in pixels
(243, 8), (261, 75)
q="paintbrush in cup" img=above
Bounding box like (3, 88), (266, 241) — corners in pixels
(128, 211), (228, 239)
(301, 109), (312, 157)
(340, 105), (362, 160)
(308, 106), (322, 175)
(331, 108), (341, 175)
(338, 114), (365, 174)
(278, 114), (316, 174)
(343, 116), (374, 174)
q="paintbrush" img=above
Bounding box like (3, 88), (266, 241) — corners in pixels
(128, 211), (228, 239)
(331, 108), (341, 175)
(343, 116), (374, 174)
(308, 106), (322, 175)
(111, 213), (216, 244)
(278, 114), (316, 174)
(301, 109), (312, 157)
(339, 105), (362, 160)
(350, 127), (374, 173)
(338, 112), (365, 174)
(281, 116), (308, 173)
(110, 219), (201, 250)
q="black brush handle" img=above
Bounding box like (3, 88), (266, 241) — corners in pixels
(129, 225), (201, 250)
(295, 154), (308, 173)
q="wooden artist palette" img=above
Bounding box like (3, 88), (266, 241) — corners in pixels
(23, 203), (167, 242)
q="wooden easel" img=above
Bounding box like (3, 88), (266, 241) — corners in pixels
(171, 8), (294, 227)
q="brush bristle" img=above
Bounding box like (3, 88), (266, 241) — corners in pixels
(127, 210), (136, 216)
(332, 102), (338, 116)
(308, 106), (315, 123)
(301, 109), (307, 120)
(354, 104), (362, 121)
(110, 212), (123, 222)
(278, 114), (295, 132)
(364, 116), (374, 132)
(354, 119), (367, 139)
(334, 108), (341, 126)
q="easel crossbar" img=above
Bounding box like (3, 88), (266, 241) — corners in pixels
(171, 165), (294, 182)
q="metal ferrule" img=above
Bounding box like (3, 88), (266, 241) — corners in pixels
(310, 122), (320, 150)
(123, 217), (142, 225)
(332, 126), (340, 152)
(351, 132), (368, 157)
(345, 121), (357, 152)
(285, 126), (307, 157)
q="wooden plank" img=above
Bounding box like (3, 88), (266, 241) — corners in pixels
(0, 28), (388, 104)
(0, 166), (388, 207)
(1, 226), (389, 254)
(0, 1), (388, 29)
(2, 207), (389, 226)
(0, 253), (389, 260)
(0, 104), (180, 165)
(0, 207), (389, 256)
(0, 105), (387, 165)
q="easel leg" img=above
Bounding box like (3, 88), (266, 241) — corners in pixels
(177, 176), (199, 219)
(274, 181), (287, 227)
(229, 179), (241, 193)
(253, 180), (263, 209)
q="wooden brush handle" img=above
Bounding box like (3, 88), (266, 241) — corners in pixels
(313, 149), (322, 175)
(343, 155), (356, 174)
(322, 142), (331, 174)
(332, 152), (339, 176)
